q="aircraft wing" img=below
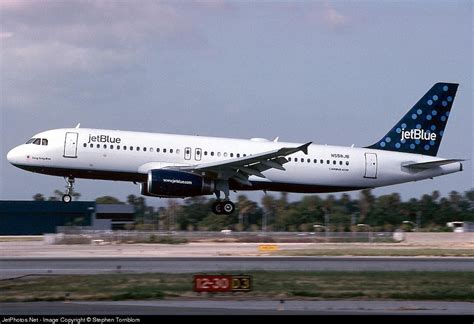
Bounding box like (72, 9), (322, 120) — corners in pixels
(173, 142), (312, 186)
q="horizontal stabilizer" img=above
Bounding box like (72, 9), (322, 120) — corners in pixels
(402, 159), (464, 170)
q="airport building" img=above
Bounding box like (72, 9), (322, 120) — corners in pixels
(0, 201), (135, 235)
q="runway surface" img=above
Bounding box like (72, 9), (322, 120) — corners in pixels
(1, 257), (473, 279)
(1, 300), (473, 315)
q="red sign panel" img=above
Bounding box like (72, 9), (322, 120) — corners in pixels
(194, 275), (232, 292)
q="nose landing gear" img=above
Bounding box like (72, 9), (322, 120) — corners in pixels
(62, 177), (75, 203)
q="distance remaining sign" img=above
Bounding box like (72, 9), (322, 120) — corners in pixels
(193, 275), (252, 292)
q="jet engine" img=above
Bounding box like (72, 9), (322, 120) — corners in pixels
(140, 169), (214, 198)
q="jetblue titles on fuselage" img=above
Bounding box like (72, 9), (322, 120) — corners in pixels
(87, 134), (121, 144)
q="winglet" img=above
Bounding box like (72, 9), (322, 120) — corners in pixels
(299, 142), (312, 155)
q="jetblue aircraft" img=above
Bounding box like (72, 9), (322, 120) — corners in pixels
(7, 83), (463, 214)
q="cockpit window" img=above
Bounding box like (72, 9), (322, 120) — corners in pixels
(26, 138), (35, 144)
(42, 139), (48, 146)
(33, 138), (41, 145)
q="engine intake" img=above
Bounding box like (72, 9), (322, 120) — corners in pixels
(141, 169), (215, 198)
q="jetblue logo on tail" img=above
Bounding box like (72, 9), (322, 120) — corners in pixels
(401, 129), (437, 142)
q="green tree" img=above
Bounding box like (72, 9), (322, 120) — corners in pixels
(261, 194), (277, 231)
(32, 193), (45, 201)
(358, 189), (375, 223)
(236, 195), (258, 230)
(95, 196), (124, 204)
(177, 197), (216, 230)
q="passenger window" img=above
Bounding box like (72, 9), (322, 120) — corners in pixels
(83, 143), (87, 148)
(117, 145), (120, 150)
(150, 148), (153, 152)
(237, 153), (240, 158)
(110, 145), (113, 149)
(339, 161), (343, 165)
(143, 147), (147, 152)
(123, 146), (127, 150)
(170, 149), (173, 153)
(97, 144), (100, 148)
(243, 154), (247, 157)
(217, 152), (221, 157)
(176, 149), (180, 154)
(230, 153), (234, 158)
(301, 158), (304, 162)
(333, 160), (336, 165)
(130, 146), (133, 150)
(327, 160), (330, 164)
(42, 139), (48, 146)
(90, 144), (94, 148)
(307, 159), (310, 163)
(33, 138), (41, 145)
(204, 151), (208, 156)
(211, 152), (214, 156)
(224, 152), (227, 157)
(320, 159), (323, 164)
(137, 147), (140, 151)
(314, 159), (317, 163)
(157, 148), (160, 152)
(104, 144), (107, 149)
(346, 161), (349, 166)
(163, 148), (167, 153)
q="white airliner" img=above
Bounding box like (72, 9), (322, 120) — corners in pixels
(7, 83), (463, 214)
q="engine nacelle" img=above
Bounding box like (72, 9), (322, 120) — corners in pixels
(141, 169), (215, 198)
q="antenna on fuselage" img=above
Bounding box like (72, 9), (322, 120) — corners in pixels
(273, 137), (279, 142)
(75, 123), (81, 129)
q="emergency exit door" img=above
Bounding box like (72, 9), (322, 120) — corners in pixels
(364, 153), (378, 178)
(64, 132), (78, 158)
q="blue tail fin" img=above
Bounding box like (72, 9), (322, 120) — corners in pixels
(366, 82), (458, 156)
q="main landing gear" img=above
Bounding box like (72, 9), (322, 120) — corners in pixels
(211, 180), (235, 215)
(62, 177), (75, 203)
(212, 200), (235, 215)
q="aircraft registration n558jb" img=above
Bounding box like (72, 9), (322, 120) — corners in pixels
(7, 82), (464, 214)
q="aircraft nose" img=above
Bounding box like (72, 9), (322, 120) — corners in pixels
(7, 146), (22, 165)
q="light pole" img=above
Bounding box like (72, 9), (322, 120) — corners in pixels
(357, 223), (372, 243)
(402, 221), (417, 232)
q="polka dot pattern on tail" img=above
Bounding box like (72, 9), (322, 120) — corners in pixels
(367, 82), (457, 157)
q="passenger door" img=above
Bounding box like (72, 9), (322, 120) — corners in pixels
(364, 153), (377, 178)
(64, 132), (79, 158)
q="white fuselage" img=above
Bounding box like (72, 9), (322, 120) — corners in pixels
(7, 128), (462, 194)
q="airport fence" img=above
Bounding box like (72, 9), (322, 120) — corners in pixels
(48, 229), (398, 244)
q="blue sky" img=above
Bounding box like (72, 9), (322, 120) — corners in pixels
(1, 1), (472, 206)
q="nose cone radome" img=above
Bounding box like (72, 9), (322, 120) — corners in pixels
(7, 146), (22, 165)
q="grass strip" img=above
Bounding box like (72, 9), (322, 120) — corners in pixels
(1, 271), (473, 302)
(274, 248), (474, 257)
